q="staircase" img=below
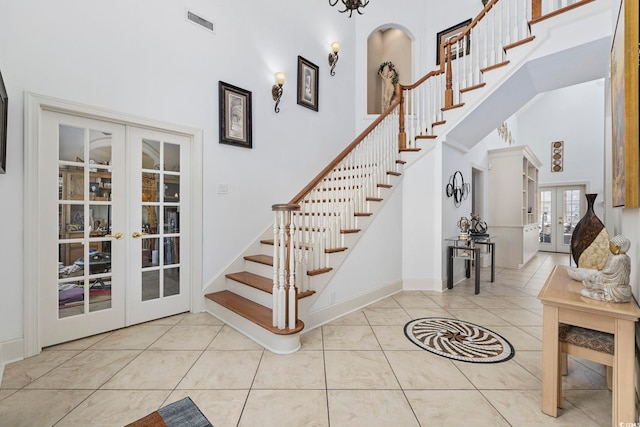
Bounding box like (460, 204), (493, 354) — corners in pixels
(204, 0), (610, 353)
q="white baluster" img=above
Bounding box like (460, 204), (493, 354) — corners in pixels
(461, 34), (468, 90)
(498, 1), (504, 60)
(483, 17), (489, 68)
(277, 212), (286, 329)
(272, 212), (279, 327)
(513, 0), (520, 42)
(287, 216), (296, 330)
(521, 0), (528, 39)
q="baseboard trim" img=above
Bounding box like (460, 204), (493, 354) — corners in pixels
(303, 280), (403, 330)
(402, 277), (446, 291)
(0, 338), (24, 385)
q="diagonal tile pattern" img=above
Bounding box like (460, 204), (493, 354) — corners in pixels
(0, 253), (611, 426)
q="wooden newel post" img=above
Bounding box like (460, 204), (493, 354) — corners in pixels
(531, 0), (542, 20)
(444, 43), (454, 108)
(397, 83), (406, 150)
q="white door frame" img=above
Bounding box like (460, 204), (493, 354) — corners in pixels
(24, 92), (203, 357)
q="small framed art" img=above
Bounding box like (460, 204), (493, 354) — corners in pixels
(218, 81), (252, 148)
(551, 141), (563, 172)
(297, 56), (319, 111)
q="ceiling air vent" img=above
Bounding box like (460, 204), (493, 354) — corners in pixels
(186, 10), (215, 34)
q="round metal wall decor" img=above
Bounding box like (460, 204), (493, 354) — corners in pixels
(446, 171), (469, 207)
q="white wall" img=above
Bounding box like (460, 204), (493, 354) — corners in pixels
(355, 0), (486, 124)
(310, 185), (403, 312)
(439, 78), (607, 284)
(0, 0), (357, 346)
(517, 80), (607, 219)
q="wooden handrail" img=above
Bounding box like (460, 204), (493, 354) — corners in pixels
(288, 91), (404, 205)
(398, 70), (442, 91)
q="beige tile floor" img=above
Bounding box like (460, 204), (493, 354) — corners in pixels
(0, 253), (613, 426)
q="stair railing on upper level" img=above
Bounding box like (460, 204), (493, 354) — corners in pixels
(270, 0), (596, 331)
(401, 0), (593, 147)
(402, 0), (533, 147)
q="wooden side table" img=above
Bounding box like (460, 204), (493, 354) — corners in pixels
(538, 265), (640, 425)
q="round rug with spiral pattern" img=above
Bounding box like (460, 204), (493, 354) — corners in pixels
(404, 317), (515, 363)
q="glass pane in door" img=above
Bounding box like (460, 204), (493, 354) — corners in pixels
(562, 189), (581, 245)
(139, 140), (181, 301)
(539, 190), (552, 244)
(57, 125), (115, 319)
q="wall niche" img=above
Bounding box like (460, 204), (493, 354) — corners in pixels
(366, 27), (412, 115)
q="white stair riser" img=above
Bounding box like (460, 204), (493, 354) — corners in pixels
(226, 279), (273, 308)
(245, 260), (274, 278)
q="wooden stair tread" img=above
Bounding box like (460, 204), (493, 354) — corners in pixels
(326, 247), (348, 253)
(205, 290), (304, 335)
(415, 135), (437, 139)
(308, 267), (332, 276)
(504, 35), (536, 51)
(226, 270), (320, 292)
(460, 83), (486, 93)
(432, 120), (446, 126)
(244, 254), (273, 266)
(442, 102), (465, 112)
(366, 196), (383, 202)
(341, 229), (361, 234)
(481, 60), (510, 73)
(226, 271), (272, 293)
(387, 171), (401, 176)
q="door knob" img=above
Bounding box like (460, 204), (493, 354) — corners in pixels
(106, 232), (124, 240)
(132, 231), (142, 239)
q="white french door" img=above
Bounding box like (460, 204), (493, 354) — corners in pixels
(39, 111), (191, 347)
(126, 127), (190, 324)
(538, 185), (586, 253)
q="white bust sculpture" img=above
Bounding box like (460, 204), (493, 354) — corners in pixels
(580, 235), (632, 303)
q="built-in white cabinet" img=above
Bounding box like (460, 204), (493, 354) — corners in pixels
(488, 145), (542, 269)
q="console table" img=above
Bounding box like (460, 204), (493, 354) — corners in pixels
(538, 265), (640, 425)
(446, 235), (495, 294)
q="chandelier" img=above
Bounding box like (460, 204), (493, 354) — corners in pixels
(328, 0), (369, 17)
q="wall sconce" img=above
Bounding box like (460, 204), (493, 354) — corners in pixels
(328, 41), (340, 76)
(272, 72), (285, 113)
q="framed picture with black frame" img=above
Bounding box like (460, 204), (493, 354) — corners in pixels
(0, 69), (7, 174)
(297, 56), (319, 111)
(436, 19), (472, 66)
(218, 81), (252, 149)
